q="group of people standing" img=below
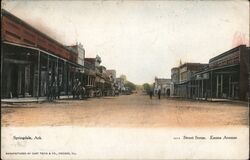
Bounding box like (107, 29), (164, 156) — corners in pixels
(47, 78), (86, 101)
(47, 81), (60, 101)
(72, 79), (86, 99)
(149, 89), (161, 100)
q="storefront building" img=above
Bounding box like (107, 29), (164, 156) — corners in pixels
(171, 45), (249, 101)
(1, 9), (81, 99)
(192, 45), (249, 100)
(175, 63), (208, 98)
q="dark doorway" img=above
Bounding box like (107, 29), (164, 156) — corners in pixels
(10, 64), (19, 98)
(167, 89), (170, 96)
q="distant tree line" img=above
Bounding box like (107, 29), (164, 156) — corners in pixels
(142, 83), (151, 92)
(120, 74), (136, 91)
(124, 81), (136, 91)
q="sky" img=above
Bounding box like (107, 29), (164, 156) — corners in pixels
(2, 0), (249, 84)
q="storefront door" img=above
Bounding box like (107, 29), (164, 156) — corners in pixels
(7, 63), (31, 98)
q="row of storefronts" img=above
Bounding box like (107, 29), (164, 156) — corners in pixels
(1, 42), (82, 98)
(171, 45), (250, 101)
(1, 9), (117, 99)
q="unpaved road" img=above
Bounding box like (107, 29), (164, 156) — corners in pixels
(1, 94), (249, 127)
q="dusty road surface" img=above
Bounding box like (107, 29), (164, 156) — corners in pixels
(1, 94), (249, 127)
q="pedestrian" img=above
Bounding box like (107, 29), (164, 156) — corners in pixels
(158, 89), (161, 99)
(149, 89), (153, 99)
(76, 81), (81, 99)
(57, 82), (61, 99)
(73, 79), (79, 99)
(52, 81), (57, 100)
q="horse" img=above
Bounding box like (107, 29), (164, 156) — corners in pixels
(95, 89), (102, 97)
(73, 83), (86, 99)
(79, 86), (86, 99)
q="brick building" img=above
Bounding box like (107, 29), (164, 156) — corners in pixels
(1, 9), (83, 98)
(193, 45), (249, 100)
(154, 77), (171, 96)
(170, 67), (179, 96)
(174, 63), (208, 98)
(171, 45), (250, 101)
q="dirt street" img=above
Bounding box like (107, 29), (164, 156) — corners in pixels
(1, 94), (249, 127)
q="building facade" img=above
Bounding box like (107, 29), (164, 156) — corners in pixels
(106, 70), (116, 82)
(192, 45), (249, 100)
(171, 45), (250, 101)
(84, 56), (114, 96)
(174, 63), (208, 98)
(154, 77), (171, 96)
(66, 42), (85, 66)
(170, 67), (179, 96)
(116, 78), (125, 93)
(1, 9), (120, 100)
(106, 70), (117, 95)
(1, 9), (82, 99)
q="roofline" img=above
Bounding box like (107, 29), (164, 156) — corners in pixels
(179, 62), (208, 68)
(1, 9), (77, 55)
(209, 45), (246, 63)
(192, 63), (239, 76)
(3, 41), (82, 68)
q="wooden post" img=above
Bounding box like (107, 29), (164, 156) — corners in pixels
(66, 63), (68, 96)
(198, 80), (200, 100)
(210, 71), (213, 100)
(1, 44), (3, 97)
(64, 61), (67, 96)
(229, 76), (231, 98)
(221, 74), (223, 97)
(232, 84), (235, 97)
(201, 79), (204, 98)
(37, 51), (41, 99)
(206, 78), (208, 100)
(47, 55), (50, 98)
(216, 75), (219, 98)
(195, 80), (198, 99)
(56, 58), (59, 97)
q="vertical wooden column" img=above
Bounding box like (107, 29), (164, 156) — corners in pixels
(37, 50), (41, 99)
(47, 55), (50, 98)
(221, 74), (223, 97)
(56, 58), (59, 95)
(229, 76), (231, 98)
(201, 79), (204, 98)
(195, 80), (197, 99)
(1, 45), (4, 97)
(210, 71), (213, 99)
(232, 84), (235, 97)
(216, 75), (219, 98)
(206, 78), (208, 100)
(198, 80), (200, 100)
(56, 58), (59, 77)
(66, 63), (69, 95)
(64, 61), (67, 96)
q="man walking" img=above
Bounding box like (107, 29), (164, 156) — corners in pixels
(158, 89), (161, 99)
(149, 89), (153, 99)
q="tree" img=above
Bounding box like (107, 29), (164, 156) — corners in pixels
(124, 81), (136, 91)
(136, 85), (143, 91)
(142, 83), (151, 92)
(119, 74), (136, 91)
(120, 74), (127, 81)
